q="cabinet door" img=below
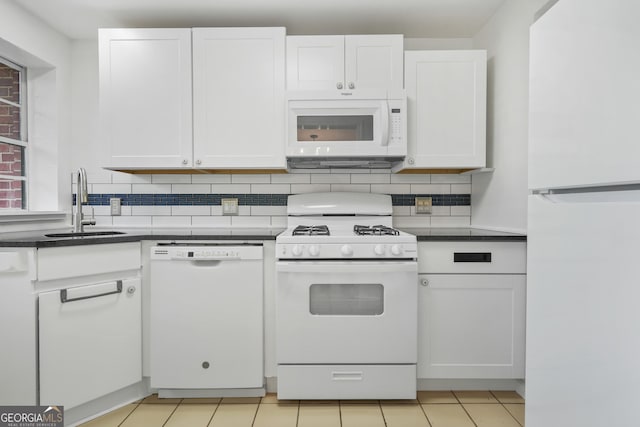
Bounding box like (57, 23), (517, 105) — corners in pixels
(286, 35), (344, 90)
(99, 29), (193, 169)
(344, 35), (403, 91)
(403, 50), (486, 169)
(39, 278), (142, 409)
(418, 274), (525, 379)
(193, 28), (286, 168)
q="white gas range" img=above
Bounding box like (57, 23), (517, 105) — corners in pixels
(275, 192), (418, 400)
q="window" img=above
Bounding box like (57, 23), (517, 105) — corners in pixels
(0, 56), (26, 210)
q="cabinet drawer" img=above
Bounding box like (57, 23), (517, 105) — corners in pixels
(37, 243), (141, 281)
(418, 242), (526, 274)
(277, 365), (416, 400)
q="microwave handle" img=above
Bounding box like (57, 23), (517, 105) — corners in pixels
(380, 101), (390, 146)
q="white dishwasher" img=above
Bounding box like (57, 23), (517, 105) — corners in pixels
(149, 243), (264, 397)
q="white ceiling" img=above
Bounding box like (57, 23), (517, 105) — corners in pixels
(14, 0), (507, 40)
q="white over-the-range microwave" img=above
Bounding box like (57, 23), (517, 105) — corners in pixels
(286, 90), (407, 169)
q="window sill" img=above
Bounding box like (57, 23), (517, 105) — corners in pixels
(0, 211), (66, 223)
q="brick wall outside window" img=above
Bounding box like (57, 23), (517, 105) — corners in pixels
(0, 60), (24, 209)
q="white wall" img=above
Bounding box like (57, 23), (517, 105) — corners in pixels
(0, 0), (72, 225)
(471, 0), (548, 234)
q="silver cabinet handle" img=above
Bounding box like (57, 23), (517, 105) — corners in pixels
(196, 159), (202, 165)
(336, 82), (344, 89)
(408, 157), (415, 165)
(127, 286), (136, 295)
(60, 280), (122, 303)
(420, 278), (429, 287)
(348, 82), (355, 89)
(182, 159), (188, 165)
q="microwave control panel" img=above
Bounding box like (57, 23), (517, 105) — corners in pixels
(390, 108), (403, 143)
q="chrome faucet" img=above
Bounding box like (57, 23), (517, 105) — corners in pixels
(73, 168), (96, 233)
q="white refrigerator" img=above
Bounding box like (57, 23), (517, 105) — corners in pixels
(527, 1), (640, 427)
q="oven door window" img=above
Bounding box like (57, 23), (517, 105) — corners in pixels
(309, 283), (383, 316)
(297, 115), (374, 142)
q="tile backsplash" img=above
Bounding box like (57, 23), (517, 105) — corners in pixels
(78, 170), (471, 228)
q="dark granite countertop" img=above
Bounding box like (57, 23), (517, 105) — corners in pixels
(0, 226), (525, 248)
(0, 227), (284, 248)
(400, 227), (527, 242)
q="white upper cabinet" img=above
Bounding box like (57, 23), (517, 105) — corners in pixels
(100, 27), (286, 170)
(99, 29), (193, 169)
(286, 35), (403, 92)
(192, 28), (286, 169)
(401, 50), (486, 170)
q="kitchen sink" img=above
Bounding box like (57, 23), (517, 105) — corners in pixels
(44, 231), (127, 238)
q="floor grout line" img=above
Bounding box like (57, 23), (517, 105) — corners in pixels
(160, 400), (181, 427)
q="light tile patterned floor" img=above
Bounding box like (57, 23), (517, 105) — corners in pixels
(79, 390), (525, 427)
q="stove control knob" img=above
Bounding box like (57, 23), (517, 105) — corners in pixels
(341, 244), (354, 257)
(292, 245), (303, 257)
(390, 244), (403, 256)
(309, 245), (320, 257)
(374, 244), (386, 256)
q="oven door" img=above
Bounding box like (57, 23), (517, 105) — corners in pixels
(276, 260), (417, 364)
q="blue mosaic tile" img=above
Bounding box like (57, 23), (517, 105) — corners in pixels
(81, 193), (471, 207)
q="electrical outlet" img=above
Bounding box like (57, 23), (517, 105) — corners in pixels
(110, 197), (121, 216)
(415, 196), (432, 214)
(221, 198), (239, 215)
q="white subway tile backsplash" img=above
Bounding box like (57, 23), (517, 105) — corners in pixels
(393, 216), (432, 228)
(92, 184), (132, 194)
(392, 206), (411, 216)
(132, 206), (172, 216)
(250, 184), (291, 194)
(192, 174), (232, 184)
(250, 206), (288, 216)
(290, 184), (331, 193)
(132, 183), (172, 194)
(270, 174), (311, 184)
(232, 174), (271, 184)
(390, 174), (430, 184)
(231, 216), (271, 228)
(112, 216), (152, 227)
(211, 206), (251, 216)
(270, 216), (287, 228)
(311, 174), (350, 184)
(191, 216), (232, 227)
(111, 173), (152, 184)
(431, 216), (471, 227)
(211, 184), (251, 193)
(370, 184), (410, 194)
(351, 174), (391, 184)
(93, 216), (113, 227)
(451, 184), (472, 194)
(171, 206), (212, 216)
(171, 184), (211, 194)
(153, 174), (192, 184)
(451, 205), (472, 216)
(152, 216), (192, 227)
(84, 171), (473, 230)
(330, 184), (370, 193)
(410, 184), (451, 194)
(430, 206), (452, 216)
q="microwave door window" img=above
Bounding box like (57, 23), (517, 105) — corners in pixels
(297, 115), (374, 142)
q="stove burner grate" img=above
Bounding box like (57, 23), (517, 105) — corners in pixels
(292, 225), (330, 236)
(353, 225), (400, 236)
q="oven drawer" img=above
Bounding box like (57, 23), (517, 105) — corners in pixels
(277, 364), (416, 400)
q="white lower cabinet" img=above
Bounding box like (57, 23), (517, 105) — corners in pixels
(417, 242), (526, 379)
(39, 277), (142, 409)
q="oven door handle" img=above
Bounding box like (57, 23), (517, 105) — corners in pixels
(276, 261), (417, 274)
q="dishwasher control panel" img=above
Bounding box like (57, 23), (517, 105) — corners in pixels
(150, 245), (263, 261)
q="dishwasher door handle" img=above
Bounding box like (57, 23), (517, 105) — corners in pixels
(60, 280), (123, 303)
